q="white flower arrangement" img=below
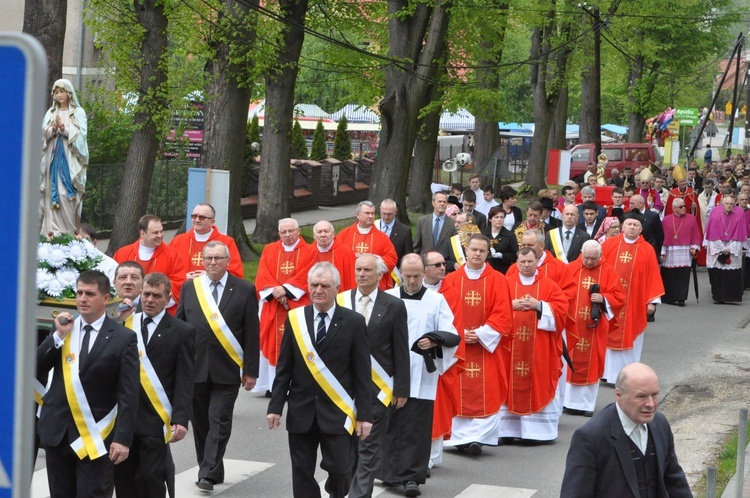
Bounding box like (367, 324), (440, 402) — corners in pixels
(37, 232), (103, 300)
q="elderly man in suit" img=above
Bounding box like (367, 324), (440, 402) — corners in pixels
(114, 272), (195, 498)
(336, 254), (410, 498)
(377, 199), (413, 266)
(561, 363), (691, 498)
(414, 191), (456, 255)
(545, 204), (590, 263)
(176, 241), (260, 491)
(37, 270), (140, 498)
(268, 262), (373, 498)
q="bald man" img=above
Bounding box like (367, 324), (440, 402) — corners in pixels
(561, 363), (690, 498)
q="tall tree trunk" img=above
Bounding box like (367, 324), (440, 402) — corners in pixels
(23, 0), (67, 104)
(472, 1), (508, 176)
(626, 46), (659, 143)
(549, 84), (568, 151)
(579, 11), (600, 153)
(251, 0), (308, 244)
(370, 0), (451, 216)
(107, 0), (168, 254)
(408, 103), (443, 214)
(526, 19), (573, 193)
(201, 0), (257, 259)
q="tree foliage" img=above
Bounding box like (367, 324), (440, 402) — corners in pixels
(310, 119), (328, 160)
(333, 115), (351, 161)
(291, 119), (309, 159)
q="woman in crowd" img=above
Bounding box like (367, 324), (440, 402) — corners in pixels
(593, 216), (621, 243)
(499, 186), (523, 232)
(484, 206), (519, 274)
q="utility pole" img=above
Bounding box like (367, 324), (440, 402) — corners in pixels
(579, 5), (602, 158)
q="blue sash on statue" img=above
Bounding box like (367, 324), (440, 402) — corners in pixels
(49, 134), (78, 207)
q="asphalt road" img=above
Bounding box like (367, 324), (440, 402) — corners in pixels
(32, 266), (750, 498)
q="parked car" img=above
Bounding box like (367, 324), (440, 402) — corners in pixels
(569, 143), (662, 179)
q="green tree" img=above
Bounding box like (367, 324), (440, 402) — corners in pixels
(291, 119), (308, 159)
(333, 115), (351, 161)
(310, 119), (327, 160)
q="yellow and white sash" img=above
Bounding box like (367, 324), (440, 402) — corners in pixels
(61, 324), (117, 460)
(390, 267), (402, 288)
(450, 235), (467, 266)
(288, 307), (357, 433)
(33, 378), (47, 407)
(549, 229), (569, 263)
(335, 292), (394, 406)
(194, 277), (244, 374)
(129, 313), (174, 443)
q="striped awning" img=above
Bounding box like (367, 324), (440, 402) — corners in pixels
(440, 108), (475, 131)
(330, 104), (380, 123)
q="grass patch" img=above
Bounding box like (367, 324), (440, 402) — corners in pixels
(697, 418), (750, 497)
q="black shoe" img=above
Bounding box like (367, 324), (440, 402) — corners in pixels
(404, 481), (421, 497)
(265, 390), (272, 398)
(499, 437), (516, 445)
(468, 442), (483, 455)
(646, 313), (655, 322)
(676, 300), (685, 307)
(197, 478), (215, 491)
(426, 467), (431, 478)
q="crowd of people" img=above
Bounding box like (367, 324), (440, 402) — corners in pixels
(38, 155), (750, 496)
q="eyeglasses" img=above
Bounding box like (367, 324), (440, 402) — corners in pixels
(191, 214), (214, 221)
(204, 256), (228, 262)
(427, 262), (446, 267)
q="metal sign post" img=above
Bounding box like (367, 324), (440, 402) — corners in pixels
(0, 32), (47, 498)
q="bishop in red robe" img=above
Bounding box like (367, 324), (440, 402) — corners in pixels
(601, 212), (664, 383)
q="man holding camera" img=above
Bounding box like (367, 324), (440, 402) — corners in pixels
(563, 241), (625, 417)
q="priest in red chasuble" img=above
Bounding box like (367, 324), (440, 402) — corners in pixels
(169, 202), (244, 279)
(443, 234), (512, 455)
(253, 218), (315, 393)
(563, 240), (625, 416)
(600, 212), (664, 383)
(497, 247), (567, 442)
(287, 220), (357, 293)
(336, 200), (398, 290)
(507, 229), (577, 409)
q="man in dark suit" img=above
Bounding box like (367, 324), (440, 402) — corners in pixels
(545, 204), (590, 262)
(114, 272), (195, 497)
(577, 200), (604, 238)
(37, 270), (140, 498)
(561, 363), (691, 498)
(377, 199), (413, 266)
(540, 197), (562, 230)
(343, 254), (410, 498)
(176, 241), (260, 491)
(461, 189), (487, 231)
(113, 261), (145, 320)
(578, 186), (607, 224)
(414, 192), (456, 255)
(268, 262), (373, 498)
(630, 194), (665, 257)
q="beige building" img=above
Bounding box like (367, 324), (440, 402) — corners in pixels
(2, 0), (106, 97)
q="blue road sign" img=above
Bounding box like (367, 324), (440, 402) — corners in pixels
(0, 33), (47, 498)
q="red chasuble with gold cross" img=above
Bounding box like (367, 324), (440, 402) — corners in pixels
(601, 234), (664, 350)
(565, 257), (625, 385)
(432, 285), (465, 440)
(443, 264), (513, 419)
(503, 274), (567, 415)
(255, 238), (314, 366)
(336, 223), (398, 290)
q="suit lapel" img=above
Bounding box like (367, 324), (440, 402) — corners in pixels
(146, 314), (170, 353)
(318, 307), (343, 352)
(81, 318), (115, 375)
(609, 408), (640, 498)
(305, 306), (316, 344)
(367, 294), (387, 335)
(218, 277), (235, 311)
